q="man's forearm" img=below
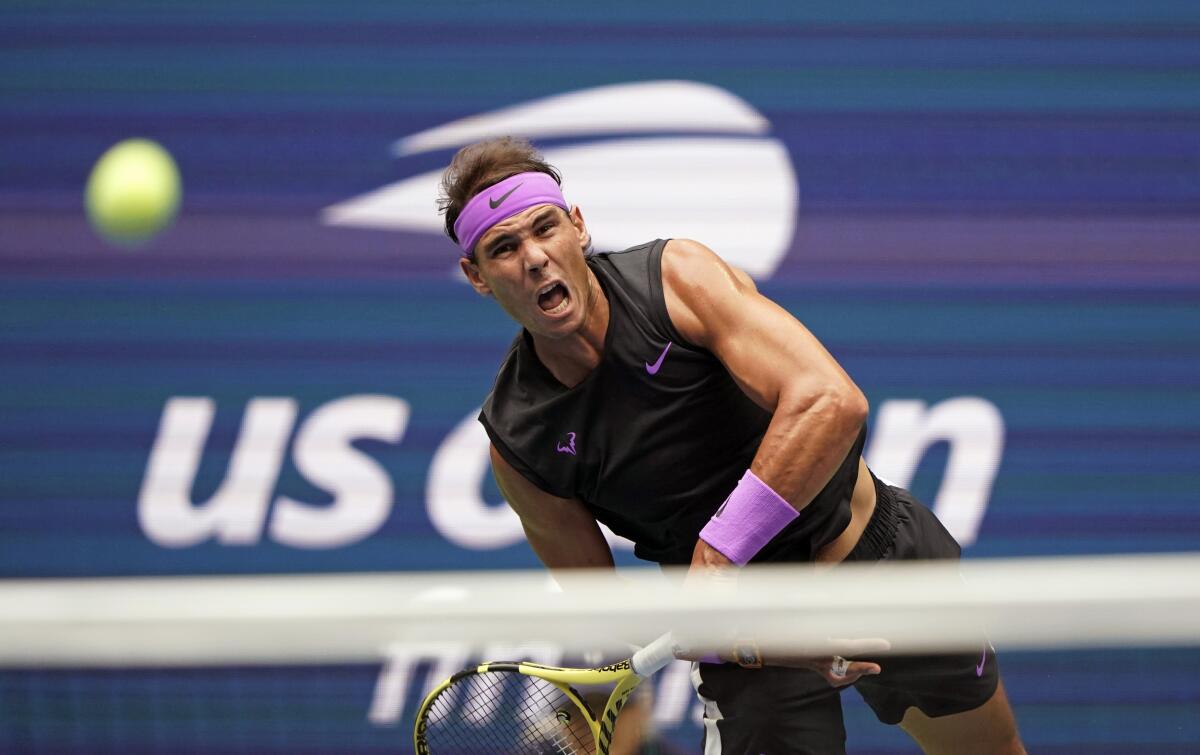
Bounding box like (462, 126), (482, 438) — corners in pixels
(748, 387), (868, 513)
(691, 387), (866, 569)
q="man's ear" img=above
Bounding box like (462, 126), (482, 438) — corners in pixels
(460, 256), (492, 296)
(569, 205), (591, 250)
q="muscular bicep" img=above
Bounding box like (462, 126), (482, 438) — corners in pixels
(489, 444), (614, 571)
(661, 238), (865, 414)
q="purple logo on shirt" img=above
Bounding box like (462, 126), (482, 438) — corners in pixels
(556, 432), (577, 456)
(645, 341), (673, 375)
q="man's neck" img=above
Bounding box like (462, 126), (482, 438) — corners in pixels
(531, 270), (609, 389)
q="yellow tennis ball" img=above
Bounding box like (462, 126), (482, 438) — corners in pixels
(85, 138), (181, 247)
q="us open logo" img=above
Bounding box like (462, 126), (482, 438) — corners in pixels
(321, 80), (799, 281)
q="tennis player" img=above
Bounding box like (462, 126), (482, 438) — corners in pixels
(439, 137), (1025, 755)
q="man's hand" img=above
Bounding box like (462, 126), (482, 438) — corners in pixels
(688, 538), (734, 576)
(760, 637), (887, 687)
(675, 638), (888, 688)
(683, 538), (888, 686)
(685, 538), (739, 598)
(765, 655), (880, 688)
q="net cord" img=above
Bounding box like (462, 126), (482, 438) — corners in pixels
(2, 553), (1198, 667)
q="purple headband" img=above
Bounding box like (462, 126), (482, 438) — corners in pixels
(453, 171), (569, 257)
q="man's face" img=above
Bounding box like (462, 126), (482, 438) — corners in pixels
(460, 203), (594, 339)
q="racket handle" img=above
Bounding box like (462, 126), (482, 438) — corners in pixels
(630, 632), (679, 677)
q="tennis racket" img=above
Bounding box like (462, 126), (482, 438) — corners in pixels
(413, 632), (678, 754)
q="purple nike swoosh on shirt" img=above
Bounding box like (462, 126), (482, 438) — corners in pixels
(645, 341), (673, 375)
(976, 646), (988, 677)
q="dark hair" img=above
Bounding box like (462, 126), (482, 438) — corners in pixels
(438, 137), (562, 257)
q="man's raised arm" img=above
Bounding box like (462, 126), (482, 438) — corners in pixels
(660, 239), (869, 571)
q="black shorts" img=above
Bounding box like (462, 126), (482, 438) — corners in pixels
(692, 476), (1000, 755)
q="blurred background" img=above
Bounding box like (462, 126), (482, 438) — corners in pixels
(2, 2), (1198, 752)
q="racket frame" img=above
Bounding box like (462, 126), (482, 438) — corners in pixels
(413, 634), (677, 754)
(413, 657), (642, 754)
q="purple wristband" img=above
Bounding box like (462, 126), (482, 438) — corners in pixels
(698, 470), (799, 566)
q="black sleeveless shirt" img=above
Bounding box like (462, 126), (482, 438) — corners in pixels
(479, 240), (861, 565)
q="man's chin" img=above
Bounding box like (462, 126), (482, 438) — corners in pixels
(528, 312), (580, 341)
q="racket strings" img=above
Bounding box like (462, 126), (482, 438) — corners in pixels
(421, 671), (595, 754)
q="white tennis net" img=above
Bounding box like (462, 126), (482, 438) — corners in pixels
(3, 552), (1199, 667)
(3, 553), (1200, 752)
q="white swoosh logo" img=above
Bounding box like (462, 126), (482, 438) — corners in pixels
(321, 81), (799, 281)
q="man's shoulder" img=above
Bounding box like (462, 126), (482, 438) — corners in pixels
(587, 239), (669, 302)
(588, 239), (665, 269)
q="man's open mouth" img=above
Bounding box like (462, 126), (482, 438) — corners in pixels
(537, 282), (569, 314)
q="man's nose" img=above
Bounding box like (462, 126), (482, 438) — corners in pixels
(523, 242), (550, 273)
